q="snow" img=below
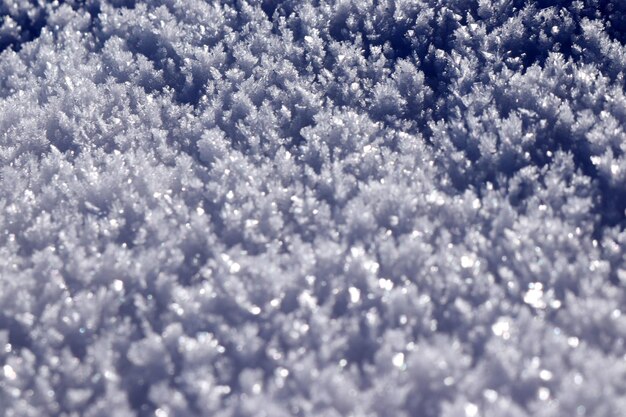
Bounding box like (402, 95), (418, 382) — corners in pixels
(1, 1), (626, 416)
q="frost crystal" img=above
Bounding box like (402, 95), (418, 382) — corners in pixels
(538, 387), (551, 401)
(523, 283), (546, 309)
(392, 352), (405, 369)
(348, 287), (361, 303)
(464, 403), (479, 417)
(1, 1), (626, 416)
(3, 364), (16, 380)
(460, 255), (476, 269)
(113, 279), (124, 292)
(491, 318), (512, 340)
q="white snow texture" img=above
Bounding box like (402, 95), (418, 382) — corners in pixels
(1, 1), (626, 416)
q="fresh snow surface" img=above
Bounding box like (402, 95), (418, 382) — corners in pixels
(2, 1), (626, 416)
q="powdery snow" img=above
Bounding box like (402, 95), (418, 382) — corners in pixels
(1, 1), (626, 416)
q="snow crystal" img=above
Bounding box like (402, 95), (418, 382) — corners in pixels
(229, 262), (241, 273)
(3, 364), (16, 380)
(539, 369), (553, 381)
(464, 403), (479, 417)
(276, 367), (289, 378)
(392, 352), (405, 369)
(523, 283), (546, 309)
(568, 337), (580, 348)
(574, 373), (584, 385)
(538, 387), (551, 401)
(112, 279), (124, 292)
(460, 255), (476, 269)
(491, 318), (512, 340)
(378, 278), (394, 291)
(483, 389), (498, 403)
(348, 287), (361, 303)
(298, 290), (317, 309)
(444, 376), (456, 386)
(2, 1), (626, 416)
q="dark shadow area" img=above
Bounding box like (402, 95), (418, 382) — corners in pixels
(0, 10), (47, 54)
(260, 0), (279, 19)
(0, 315), (32, 351)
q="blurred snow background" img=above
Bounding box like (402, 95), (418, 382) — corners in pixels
(1, 1), (626, 416)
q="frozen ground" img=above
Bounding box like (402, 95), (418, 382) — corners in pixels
(1, 1), (626, 416)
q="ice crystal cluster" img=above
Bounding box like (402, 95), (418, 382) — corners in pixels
(2, 0), (626, 416)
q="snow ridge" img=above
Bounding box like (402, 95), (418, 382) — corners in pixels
(1, 1), (626, 416)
